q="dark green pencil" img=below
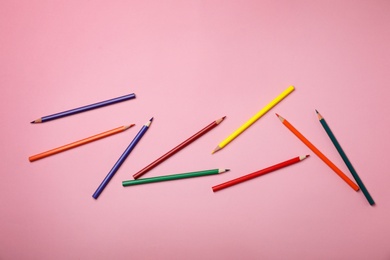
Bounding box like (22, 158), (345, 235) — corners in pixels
(122, 168), (229, 186)
(316, 110), (375, 205)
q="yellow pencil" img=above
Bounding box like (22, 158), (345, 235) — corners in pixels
(212, 85), (295, 154)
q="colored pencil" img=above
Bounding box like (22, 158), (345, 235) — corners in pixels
(92, 118), (153, 199)
(276, 113), (359, 191)
(31, 93), (136, 123)
(212, 155), (309, 192)
(29, 124), (135, 162)
(212, 86), (294, 154)
(123, 169), (229, 187)
(316, 110), (375, 205)
(133, 116), (226, 179)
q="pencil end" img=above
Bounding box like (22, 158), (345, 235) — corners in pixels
(212, 145), (221, 154)
(31, 118), (42, 123)
(300, 155), (310, 160)
(216, 116), (226, 124)
(275, 113), (284, 122)
(315, 109), (319, 114)
(316, 110), (323, 120)
(149, 117), (154, 122)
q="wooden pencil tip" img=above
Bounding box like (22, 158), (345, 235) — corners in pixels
(225, 169), (230, 172)
(212, 146), (221, 154)
(149, 117), (154, 121)
(315, 109), (319, 114)
(222, 116), (226, 119)
(30, 121), (35, 124)
(125, 124), (136, 129)
(306, 154), (310, 158)
(275, 113), (280, 117)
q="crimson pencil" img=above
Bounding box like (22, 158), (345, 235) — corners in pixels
(133, 116), (226, 179)
(212, 155), (309, 192)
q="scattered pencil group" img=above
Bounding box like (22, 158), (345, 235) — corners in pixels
(29, 86), (374, 205)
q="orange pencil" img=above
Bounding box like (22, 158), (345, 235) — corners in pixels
(276, 114), (359, 191)
(29, 124), (134, 162)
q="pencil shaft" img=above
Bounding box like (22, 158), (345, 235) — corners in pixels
(133, 117), (225, 179)
(319, 116), (375, 205)
(216, 86), (294, 151)
(93, 119), (152, 199)
(29, 125), (132, 162)
(279, 115), (359, 191)
(123, 169), (221, 186)
(212, 156), (303, 192)
(37, 93), (135, 123)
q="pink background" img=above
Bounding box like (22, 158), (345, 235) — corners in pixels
(1, 1), (390, 259)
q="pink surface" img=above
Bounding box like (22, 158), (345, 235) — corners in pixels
(1, 1), (390, 259)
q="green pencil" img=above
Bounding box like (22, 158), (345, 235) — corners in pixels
(122, 168), (229, 187)
(316, 110), (375, 205)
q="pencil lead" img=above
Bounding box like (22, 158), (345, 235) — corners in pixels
(149, 117), (154, 121)
(275, 113), (280, 117)
(222, 116), (226, 119)
(225, 169), (230, 172)
(306, 155), (310, 158)
(30, 121), (35, 124)
(315, 109), (319, 114)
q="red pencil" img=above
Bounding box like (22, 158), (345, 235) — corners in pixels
(212, 155), (309, 192)
(133, 116), (226, 179)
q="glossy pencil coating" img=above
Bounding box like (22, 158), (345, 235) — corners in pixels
(276, 113), (359, 191)
(212, 155), (308, 192)
(29, 124), (134, 162)
(133, 116), (226, 179)
(316, 110), (375, 205)
(123, 169), (228, 186)
(92, 118), (153, 199)
(31, 93), (136, 123)
(212, 86), (294, 154)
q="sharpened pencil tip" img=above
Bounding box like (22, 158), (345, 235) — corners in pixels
(275, 113), (280, 117)
(149, 117), (154, 121)
(226, 169), (230, 172)
(222, 116), (226, 119)
(306, 155), (310, 157)
(30, 121), (35, 124)
(212, 146), (221, 154)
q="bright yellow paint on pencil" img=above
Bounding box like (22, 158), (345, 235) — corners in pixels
(212, 85), (295, 153)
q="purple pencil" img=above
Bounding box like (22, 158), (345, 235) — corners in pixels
(31, 93), (136, 123)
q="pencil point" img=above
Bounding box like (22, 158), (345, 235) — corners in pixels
(225, 169), (230, 172)
(149, 117), (154, 121)
(316, 111), (323, 120)
(306, 154), (310, 158)
(212, 145), (221, 154)
(30, 121), (35, 124)
(216, 116), (226, 124)
(124, 124), (135, 129)
(315, 109), (319, 114)
(300, 155), (310, 160)
(276, 114), (284, 122)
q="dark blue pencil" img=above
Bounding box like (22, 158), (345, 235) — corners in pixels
(92, 118), (153, 199)
(316, 110), (375, 205)
(31, 93), (136, 123)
